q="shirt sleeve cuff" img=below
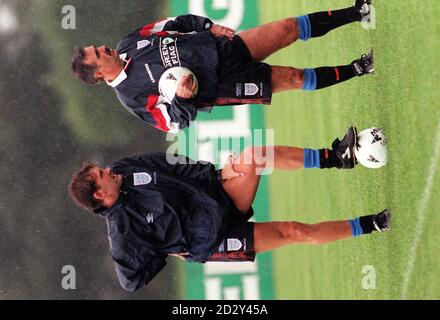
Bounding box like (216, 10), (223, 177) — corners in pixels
(174, 95), (196, 108)
(204, 20), (213, 30)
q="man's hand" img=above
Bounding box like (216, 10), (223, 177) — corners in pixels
(210, 24), (236, 40)
(176, 74), (197, 99)
(220, 154), (246, 182)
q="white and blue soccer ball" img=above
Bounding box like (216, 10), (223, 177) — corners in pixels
(158, 67), (198, 103)
(355, 128), (388, 169)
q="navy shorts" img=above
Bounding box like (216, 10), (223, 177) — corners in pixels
(207, 208), (256, 262)
(202, 35), (272, 106)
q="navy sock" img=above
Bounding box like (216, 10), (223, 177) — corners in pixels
(349, 215), (378, 237)
(303, 65), (357, 91)
(304, 149), (340, 169)
(359, 215), (377, 234)
(314, 65), (357, 89)
(297, 7), (361, 41)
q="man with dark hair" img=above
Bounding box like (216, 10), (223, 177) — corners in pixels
(71, 0), (374, 133)
(68, 126), (391, 292)
(71, 49), (99, 85)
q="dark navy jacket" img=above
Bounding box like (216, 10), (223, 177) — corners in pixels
(109, 14), (219, 133)
(96, 153), (238, 292)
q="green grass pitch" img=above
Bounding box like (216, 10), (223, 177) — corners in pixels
(259, 0), (440, 299)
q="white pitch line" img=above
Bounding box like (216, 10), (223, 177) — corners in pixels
(401, 118), (440, 299)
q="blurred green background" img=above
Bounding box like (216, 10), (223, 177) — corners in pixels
(0, 0), (179, 299)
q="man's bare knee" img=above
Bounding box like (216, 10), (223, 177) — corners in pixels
(272, 67), (305, 92)
(290, 68), (304, 88)
(280, 18), (299, 46)
(278, 67), (304, 89)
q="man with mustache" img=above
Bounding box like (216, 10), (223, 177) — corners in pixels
(71, 1), (374, 133)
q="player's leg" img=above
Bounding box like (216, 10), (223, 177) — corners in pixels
(271, 48), (374, 93)
(221, 145), (305, 212)
(238, 1), (372, 62)
(254, 209), (391, 253)
(237, 18), (299, 62)
(221, 126), (359, 211)
(297, 0), (372, 43)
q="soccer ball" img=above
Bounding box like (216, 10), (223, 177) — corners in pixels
(354, 128), (388, 169)
(158, 67), (198, 103)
